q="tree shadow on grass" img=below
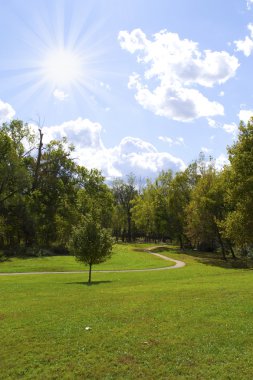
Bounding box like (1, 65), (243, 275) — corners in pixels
(65, 280), (112, 286)
(185, 250), (253, 270)
(133, 245), (253, 269)
(196, 256), (253, 270)
(153, 247), (245, 269)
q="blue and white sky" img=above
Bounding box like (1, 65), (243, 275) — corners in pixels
(1, 0), (253, 179)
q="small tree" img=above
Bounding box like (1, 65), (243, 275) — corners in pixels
(69, 217), (113, 284)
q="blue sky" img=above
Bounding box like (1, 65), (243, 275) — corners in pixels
(0, 0), (253, 179)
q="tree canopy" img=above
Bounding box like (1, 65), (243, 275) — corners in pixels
(1, 117), (253, 260)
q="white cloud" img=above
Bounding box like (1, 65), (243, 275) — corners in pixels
(208, 118), (238, 137)
(215, 154), (229, 171)
(112, 137), (186, 174)
(119, 28), (239, 121)
(42, 118), (186, 179)
(53, 89), (69, 101)
(159, 136), (185, 146)
(0, 99), (15, 123)
(247, 0), (253, 10)
(234, 23), (253, 56)
(207, 118), (219, 128)
(201, 147), (212, 154)
(219, 91), (225, 97)
(238, 109), (253, 123)
(223, 122), (238, 137)
(235, 36), (253, 56)
(42, 118), (104, 148)
(207, 117), (238, 137)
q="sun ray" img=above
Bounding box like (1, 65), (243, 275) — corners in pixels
(0, 2), (119, 116)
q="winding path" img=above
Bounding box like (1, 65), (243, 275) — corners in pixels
(0, 247), (185, 276)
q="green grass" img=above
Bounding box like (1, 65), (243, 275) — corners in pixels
(1, 246), (253, 379)
(0, 244), (172, 273)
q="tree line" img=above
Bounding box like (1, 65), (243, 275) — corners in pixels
(1, 118), (253, 260)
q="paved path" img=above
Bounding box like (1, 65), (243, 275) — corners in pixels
(0, 247), (186, 276)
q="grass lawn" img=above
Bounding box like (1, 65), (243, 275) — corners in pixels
(1, 246), (253, 379)
(0, 244), (173, 273)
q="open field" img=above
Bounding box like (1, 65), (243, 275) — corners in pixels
(0, 244), (173, 273)
(1, 246), (253, 379)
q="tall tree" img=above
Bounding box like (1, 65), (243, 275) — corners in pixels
(222, 118), (253, 252)
(112, 174), (137, 242)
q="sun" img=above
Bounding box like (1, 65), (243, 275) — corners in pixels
(3, 6), (111, 107)
(42, 49), (82, 86)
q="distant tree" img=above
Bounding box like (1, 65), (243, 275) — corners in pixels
(112, 174), (137, 242)
(76, 167), (113, 228)
(168, 170), (193, 248)
(185, 163), (234, 258)
(68, 216), (113, 284)
(132, 180), (156, 242)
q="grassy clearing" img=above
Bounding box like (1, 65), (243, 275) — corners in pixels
(1, 247), (253, 379)
(0, 244), (172, 273)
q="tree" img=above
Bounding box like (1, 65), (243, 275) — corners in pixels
(76, 167), (113, 228)
(132, 181), (156, 242)
(168, 170), (193, 248)
(185, 163), (234, 258)
(68, 217), (113, 284)
(112, 174), (137, 242)
(222, 118), (253, 252)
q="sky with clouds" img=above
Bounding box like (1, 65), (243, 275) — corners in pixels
(0, 0), (253, 179)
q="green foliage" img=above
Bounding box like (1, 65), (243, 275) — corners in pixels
(112, 174), (137, 241)
(222, 118), (253, 250)
(2, 116), (253, 259)
(68, 216), (113, 283)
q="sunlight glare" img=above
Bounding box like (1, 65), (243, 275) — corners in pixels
(42, 49), (82, 86)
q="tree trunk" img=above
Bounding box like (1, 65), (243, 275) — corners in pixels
(127, 214), (131, 242)
(32, 129), (43, 191)
(218, 232), (226, 260)
(179, 235), (183, 249)
(88, 263), (92, 285)
(215, 224), (227, 260)
(229, 244), (237, 260)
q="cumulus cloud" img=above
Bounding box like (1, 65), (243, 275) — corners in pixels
(42, 118), (104, 148)
(238, 109), (253, 123)
(0, 99), (15, 123)
(215, 154), (229, 171)
(53, 89), (69, 101)
(41, 118), (186, 178)
(119, 29), (239, 121)
(111, 136), (186, 175)
(234, 23), (253, 56)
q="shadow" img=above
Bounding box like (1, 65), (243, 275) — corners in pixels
(195, 256), (253, 270)
(178, 249), (253, 270)
(139, 245), (253, 270)
(133, 246), (179, 253)
(65, 280), (112, 286)
(0, 256), (10, 263)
